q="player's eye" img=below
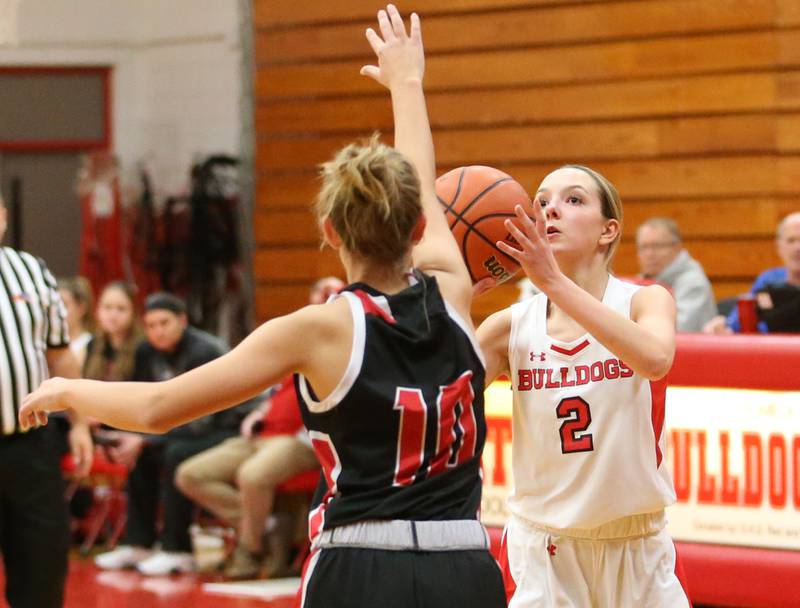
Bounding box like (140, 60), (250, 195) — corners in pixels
(537, 198), (547, 207)
(567, 195), (582, 205)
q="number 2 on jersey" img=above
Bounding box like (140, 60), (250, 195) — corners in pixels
(557, 396), (594, 453)
(393, 371), (477, 486)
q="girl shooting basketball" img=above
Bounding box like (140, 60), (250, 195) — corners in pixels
(21, 6), (505, 608)
(478, 165), (691, 607)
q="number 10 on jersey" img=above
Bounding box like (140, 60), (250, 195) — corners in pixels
(393, 371), (478, 486)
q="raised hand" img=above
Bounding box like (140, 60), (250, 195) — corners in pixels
(360, 4), (424, 89)
(496, 201), (563, 290)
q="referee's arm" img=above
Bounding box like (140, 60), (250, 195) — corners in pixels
(46, 347), (93, 477)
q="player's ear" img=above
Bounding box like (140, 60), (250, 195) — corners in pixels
(410, 213), (427, 244)
(599, 217), (620, 248)
(321, 217), (343, 249)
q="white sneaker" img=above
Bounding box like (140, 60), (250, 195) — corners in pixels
(136, 551), (195, 576)
(95, 545), (153, 570)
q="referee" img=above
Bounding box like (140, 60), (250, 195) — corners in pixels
(0, 195), (92, 608)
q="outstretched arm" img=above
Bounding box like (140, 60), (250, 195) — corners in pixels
(20, 301), (351, 433)
(361, 5), (472, 318)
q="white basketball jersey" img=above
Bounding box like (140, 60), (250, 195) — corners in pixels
(507, 275), (676, 529)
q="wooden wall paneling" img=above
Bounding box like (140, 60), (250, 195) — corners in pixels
(255, 198), (796, 251)
(254, 208), (319, 244)
(622, 198), (796, 239)
(255, 30), (798, 99)
(255, 0), (777, 63)
(614, 240), (781, 279)
(255, 71), (797, 135)
(253, 0), (586, 28)
(255, 283), (318, 320)
(254, 156), (800, 210)
(711, 281), (759, 300)
(504, 156), (794, 200)
(255, 66), (800, 135)
(254, 172), (318, 207)
(258, 114), (783, 171)
(254, 247), (343, 282)
(252, 0), (800, 322)
(778, 0), (800, 27)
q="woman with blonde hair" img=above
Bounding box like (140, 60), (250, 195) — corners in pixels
(83, 281), (142, 383)
(478, 165), (691, 607)
(21, 6), (505, 607)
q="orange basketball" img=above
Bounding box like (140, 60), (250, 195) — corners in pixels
(435, 165), (530, 284)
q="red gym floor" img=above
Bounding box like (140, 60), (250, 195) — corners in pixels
(0, 557), (297, 608)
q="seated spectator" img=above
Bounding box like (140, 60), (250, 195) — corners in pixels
(64, 282), (141, 523)
(636, 217), (717, 332)
(176, 377), (318, 579)
(58, 276), (95, 368)
(704, 212), (800, 334)
(83, 281), (142, 383)
(174, 278), (342, 580)
(94, 292), (243, 576)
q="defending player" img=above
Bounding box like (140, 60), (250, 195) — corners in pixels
(478, 165), (692, 607)
(20, 6), (505, 608)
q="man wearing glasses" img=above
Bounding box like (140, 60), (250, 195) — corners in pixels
(636, 217), (717, 332)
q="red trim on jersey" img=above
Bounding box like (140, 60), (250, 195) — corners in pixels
(308, 434), (341, 541)
(352, 289), (397, 324)
(550, 339), (590, 357)
(650, 376), (668, 468)
(498, 526), (517, 604)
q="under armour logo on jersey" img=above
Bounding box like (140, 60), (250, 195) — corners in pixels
(529, 351), (546, 362)
(547, 543), (557, 556)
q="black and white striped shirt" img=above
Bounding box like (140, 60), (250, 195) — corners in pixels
(0, 247), (68, 435)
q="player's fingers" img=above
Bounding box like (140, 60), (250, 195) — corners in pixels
(496, 240), (524, 262)
(377, 9), (395, 42)
(24, 412), (37, 431)
(365, 27), (383, 54)
(17, 409), (27, 431)
(365, 28), (384, 55)
(360, 65), (381, 82)
(386, 4), (407, 39)
(37, 410), (48, 426)
(529, 200), (548, 238)
(504, 217), (535, 252)
(410, 13), (422, 45)
(472, 277), (497, 297)
(514, 205), (544, 244)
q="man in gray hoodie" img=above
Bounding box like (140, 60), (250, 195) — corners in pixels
(636, 217), (717, 332)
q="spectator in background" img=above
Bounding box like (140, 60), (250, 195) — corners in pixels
(174, 277), (342, 580)
(176, 378), (318, 579)
(83, 281), (142, 384)
(94, 292), (241, 576)
(704, 211), (800, 334)
(636, 217), (717, 332)
(58, 276), (94, 368)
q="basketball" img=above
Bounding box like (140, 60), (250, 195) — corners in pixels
(435, 166), (531, 284)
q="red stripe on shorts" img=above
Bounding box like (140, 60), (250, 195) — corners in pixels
(498, 525), (517, 604)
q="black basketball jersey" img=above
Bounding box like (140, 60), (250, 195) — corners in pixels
(296, 272), (487, 537)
